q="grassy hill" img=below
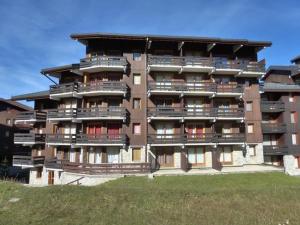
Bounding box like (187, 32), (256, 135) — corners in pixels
(0, 172), (299, 225)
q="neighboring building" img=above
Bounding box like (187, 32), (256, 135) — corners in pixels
(11, 33), (273, 185)
(260, 57), (300, 175)
(0, 98), (32, 165)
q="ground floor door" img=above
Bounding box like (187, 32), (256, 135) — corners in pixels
(187, 146), (205, 167)
(48, 171), (54, 185)
(271, 155), (283, 166)
(156, 148), (174, 168)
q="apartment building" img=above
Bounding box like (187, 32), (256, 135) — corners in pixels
(0, 98), (32, 165)
(11, 33), (272, 185)
(260, 56), (300, 175)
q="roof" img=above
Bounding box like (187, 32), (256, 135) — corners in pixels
(41, 64), (80, 78)
(0, 98), (32, 111)
(291, 55), (300, 63)
(261, 65), (295, 80)
(262, 82), (300, 92)
(11, 90), (50, 101)
(70, 32), (272, 48)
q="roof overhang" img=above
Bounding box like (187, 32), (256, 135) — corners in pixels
(70, 32), (272, 52)
(11, 91), (50, 101)
(41, 64), (81, 78)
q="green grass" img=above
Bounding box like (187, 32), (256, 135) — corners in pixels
(0, 172), (300, 225)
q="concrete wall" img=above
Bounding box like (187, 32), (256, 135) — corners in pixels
(283, 155), (300, 176)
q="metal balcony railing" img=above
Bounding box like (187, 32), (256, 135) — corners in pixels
(260, 101), (285, 113)
(263, 145), (289, 155)
(45, 134), (76, 144)
(47, 108), (77, 120)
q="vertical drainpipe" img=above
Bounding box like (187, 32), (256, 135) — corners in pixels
(145, 38), (149, 164)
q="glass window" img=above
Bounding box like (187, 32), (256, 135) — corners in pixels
(289, 94), (295, 102)
(291, 112), (296, 123)
(133, 74), (141, 85)
(133, 123), (141, 135)
(247, 124), (254, 134)
(6, 119), (11, 125)
(246, 102), (253, 111)
(220, 147), (232, 163)
(133, 98), (141, 109)
(133, 52), (141, 61)
(292, 134), (297, 145)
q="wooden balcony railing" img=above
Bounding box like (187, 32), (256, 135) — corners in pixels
(216, 108), (244, 118)
(80, 56), (127, 68)
(14, 133), (45, 144)
(76, 134), (127, 145)
(15, 111), (46, 122)
(45, 158), (150, 174)
(76, 107), (126, 119)
(216, 84), (244, 93)
(148, 56), (265, 72)
(148, 81), (216, 93)
(148, 134), (185, 144)
(147, 107), (244, 118)
(148, 133), (245, 144)
(261, 123), (287, 133)
(78, 81), (127, 93)
(263, 145), (289, 155)
(215, 133), (246, 143)
(47, 108), (77, 120)
(260, 101), (285, 113)
(50, 82), (79, 95)
(13, 155), (45, 167)
(45, 134), (76, 144)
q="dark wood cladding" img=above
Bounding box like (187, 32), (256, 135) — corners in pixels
(12, 155), (45, 167)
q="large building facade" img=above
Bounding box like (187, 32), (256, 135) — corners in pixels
(12, 33), (282, 185)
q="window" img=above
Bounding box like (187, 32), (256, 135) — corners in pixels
(219, 147), (232, 164)
(289, 94), (295, 102)
(292, 134), (298, 145)
(6, 119), (11, 125)
(132, 148), (141, 161)
(5, 131), (9, 137)
(187, 147), (205, 165)
(246, 102), (253, 111)
(247, 124), (254, 134)
(133, 98), (141, 109)
(36, 168), (42, 178)
(291, 112), (297, 123)
(248, 146), (256, 156)
(295, 156), (300, 168)
(133, 123), (141, 135)
(133, 74), (141, 85)
(133, 52), (141, 61)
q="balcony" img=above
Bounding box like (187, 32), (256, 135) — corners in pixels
(13, 155), (45, 168)
(215, 108), (244, 121)
(147, 107), (243, 121)
(263, 145), (289, 156)
(45, 158), (150, 174)
(75, 134), (127, 147)
(147, 56), (265, 77)
(147, 56), (182, 72)
(76, 107), (127, 121)
(147, 81), (216, 96)
(147, 134), (184, 146)
(47, 108), (77, 122)
(15, 111), (46, 124)
(215, 84), (243, 97)
(262, 123), (287, 134)
(260, 101), (285, 113)
(185, 133), (215, 145)
(80, 56), (127, 73)
(215, 133), (246, 144)
(50, 83), (80, 100)
(147, 133), (245, 146)
(45, 134), (76, 146)
(14, 133), (45, 145)
(78, 81), (127, 97)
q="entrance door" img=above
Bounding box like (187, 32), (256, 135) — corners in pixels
(107, 147), (120, 163)
(156, 148), (174, 168)
(186, 124), (203, 139)
(186, 98), (204, 114)
(156, 74), (172, 89)
(156, 123), (173, 139)
(187, 147), (205, 166)
(108, 123), (120, 139)
(48, 171), (54, 185)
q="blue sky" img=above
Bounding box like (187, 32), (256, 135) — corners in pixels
(0, 0), (299, 103)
